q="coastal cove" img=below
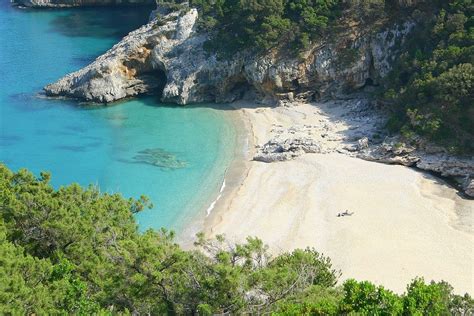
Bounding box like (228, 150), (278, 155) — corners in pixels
(0, 3), (238, 231)
(2, 0), (473, 298)
(2, 0), (474, 313)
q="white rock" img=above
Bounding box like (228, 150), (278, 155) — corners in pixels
(44, 7), (416, 105)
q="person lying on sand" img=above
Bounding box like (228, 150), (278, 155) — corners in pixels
(337, 210), (354, 217)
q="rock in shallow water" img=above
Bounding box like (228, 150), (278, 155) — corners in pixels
(133, 148), (187, 169)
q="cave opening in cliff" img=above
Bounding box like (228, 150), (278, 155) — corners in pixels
(291, 79), (301, 91)
(122, 48), (168, 99)
(134, 68), (167, 99)
(364, 53), (379, 89)
(225, 74), (256, 102)
(128, 70), (165, 99)
(151, 68), (167, 98)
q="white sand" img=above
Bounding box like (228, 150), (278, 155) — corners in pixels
(201, 101), (474, 295)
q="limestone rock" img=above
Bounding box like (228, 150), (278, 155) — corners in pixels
(415, 155), (474, 178)
(463, 178), (474, 198)
(254, 138), (321, 163)
(358, 138), (419, 166)
(44, 7), (415, 105)
(357, 137), (369, 150)
(358, 136), (474, 196)
(45, 9), (197, 103)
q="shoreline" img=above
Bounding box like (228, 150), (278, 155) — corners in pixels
(205, 103), (256, 220)
(177, 104), (253, 247)
(201, 104), (256, 232)
(185, 100), (473, 295)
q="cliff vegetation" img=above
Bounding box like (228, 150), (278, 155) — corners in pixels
(381, 1), (473, 152)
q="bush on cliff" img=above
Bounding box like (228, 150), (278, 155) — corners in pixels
(1, 164), (473, 314)
(158, 0), (340, 55)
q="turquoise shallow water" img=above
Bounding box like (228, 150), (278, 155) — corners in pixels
(0, 3), (236, 231)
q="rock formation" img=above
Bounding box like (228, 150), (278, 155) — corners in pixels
(44, 7), (414, 105)
(357, 138), (474, 197)
(254, 138), (321, 162)
(250, 99), (474, 198)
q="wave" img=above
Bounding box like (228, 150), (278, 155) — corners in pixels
(206, 171), (227, 216)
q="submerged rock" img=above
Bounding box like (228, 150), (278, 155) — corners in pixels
(133, 148), (187, 169)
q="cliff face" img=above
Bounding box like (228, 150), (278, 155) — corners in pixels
(44, 8), (414, 105)
(12, 0), (154, 8)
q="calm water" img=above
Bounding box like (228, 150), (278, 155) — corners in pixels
(0, 3), (236, 231)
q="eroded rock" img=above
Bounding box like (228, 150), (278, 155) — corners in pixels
(358, 137), (474, 196)
(463, 178), (474, 198)
(254, 138), (321, 162)
(44, 7), (415, 105)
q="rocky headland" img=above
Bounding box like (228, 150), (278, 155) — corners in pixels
(44, 6), (413, 105)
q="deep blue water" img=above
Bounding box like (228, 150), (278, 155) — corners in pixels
(0, 3), (236, 231)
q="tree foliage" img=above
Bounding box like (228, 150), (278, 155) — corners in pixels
(382, 0), (474, 151)
(0, 164), (341, 314)
(159, 0), (340, 55)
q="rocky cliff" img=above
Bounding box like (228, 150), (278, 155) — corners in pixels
(44, 7), (414, 105)
(12, 0), (153, 8)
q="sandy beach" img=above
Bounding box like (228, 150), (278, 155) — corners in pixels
(200, 100), (474, 295)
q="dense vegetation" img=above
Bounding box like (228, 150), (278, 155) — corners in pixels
(196, 0), (340, 54)
(1, 164), (473, 314)
(381, 0), (473, 152)
(158, 0), (341, 54)
(157, 1), (421, 54)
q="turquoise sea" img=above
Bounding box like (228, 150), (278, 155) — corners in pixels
(0, 3), (237, 231)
